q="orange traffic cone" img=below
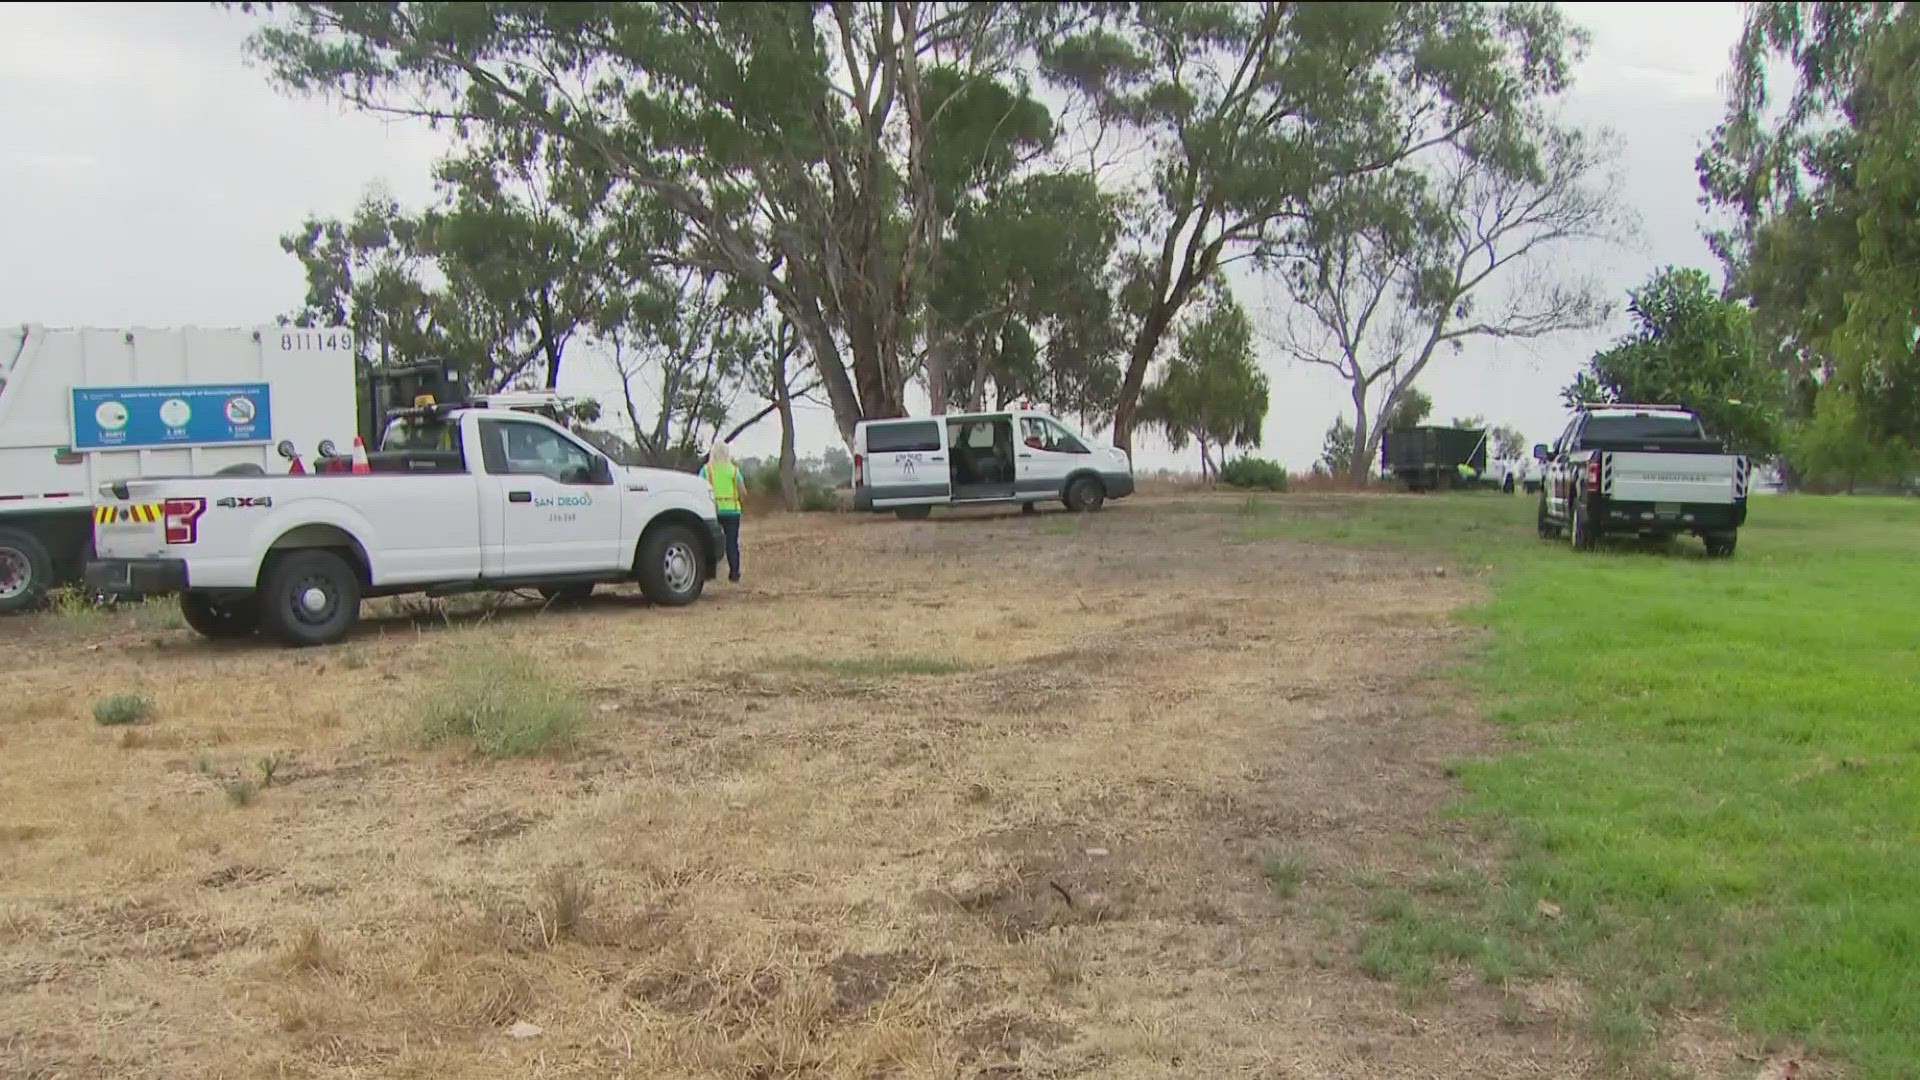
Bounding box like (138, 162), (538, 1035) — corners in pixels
(350, 436), (372, 475)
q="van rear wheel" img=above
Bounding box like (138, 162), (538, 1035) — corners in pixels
(894, 506), (932, 521)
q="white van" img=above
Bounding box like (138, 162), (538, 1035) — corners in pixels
(853, 409), (1135, 519)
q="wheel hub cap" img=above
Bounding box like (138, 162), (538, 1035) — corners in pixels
(0, 548), (28, 601)
(298, 586), (330, 616)
(664, 542), (696, 592)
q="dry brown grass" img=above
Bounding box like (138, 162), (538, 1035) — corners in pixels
(1, 493), (1608, 1078)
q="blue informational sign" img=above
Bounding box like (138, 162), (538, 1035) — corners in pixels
(71, 383), (273, 451)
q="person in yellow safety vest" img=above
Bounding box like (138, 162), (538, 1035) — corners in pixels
(699, 439), (745, 583)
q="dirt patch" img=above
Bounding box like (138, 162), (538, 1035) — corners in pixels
(1, 495), (1609, 1078)
(455, 809), (540, 846)
(824, 950), (934, 1015)
(198, 863), (277, 889)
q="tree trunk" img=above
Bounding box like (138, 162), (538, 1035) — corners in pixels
(776, 375), (800, 511)
(1349, 379), (1373, 482)
(925, 323), (952, 415)
(1199, 439), (1216, 484)
(1111, 302), (1179, 455)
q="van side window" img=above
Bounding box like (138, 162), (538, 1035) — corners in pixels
(866, 421), (941, 453)
(1022, 417), (1089, 454)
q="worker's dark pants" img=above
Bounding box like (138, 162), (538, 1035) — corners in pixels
(718, 513), (742, 581)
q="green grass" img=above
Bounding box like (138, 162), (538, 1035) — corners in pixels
(1261, 853), (1305, 899)
(91, 694), (153, 726)
(418, 647), (587, 758)
(1242, 492), (1920, 1076)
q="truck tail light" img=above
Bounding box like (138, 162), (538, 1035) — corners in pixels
(853, 454), (864, 487)
(163, 498), (207, 544)
(1585, 455), (1602, 493)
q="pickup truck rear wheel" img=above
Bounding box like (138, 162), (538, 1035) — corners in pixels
(637, 525), (705, 607)
(180, 591), (259, 639)
(0, 527), (53, 615)
(1704, 531), (1738, 559)
(259, 550), (361, 647)
(1569, 501), (1597, 551)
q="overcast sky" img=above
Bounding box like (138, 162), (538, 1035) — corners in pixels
(0, 2), (1747, 470)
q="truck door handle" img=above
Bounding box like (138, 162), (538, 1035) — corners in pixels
(508, 491), (532, 503)
(928, 456), (944, 462)
(1017, 454), (1033, 459)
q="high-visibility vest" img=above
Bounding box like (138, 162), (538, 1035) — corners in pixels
(702, 461), (743, 513)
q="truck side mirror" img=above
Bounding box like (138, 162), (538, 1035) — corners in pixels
(1531, 443), (1549, 462)
(590, 457), (614, 485)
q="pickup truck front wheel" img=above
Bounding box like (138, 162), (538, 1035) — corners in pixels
(1703, 531), (1738, 559)
(259, 550), (361, 647)
(180, 591), (259, 639)
(636, 525), (705, 607)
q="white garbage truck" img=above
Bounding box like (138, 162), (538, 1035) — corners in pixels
(0, 324), (357, 612)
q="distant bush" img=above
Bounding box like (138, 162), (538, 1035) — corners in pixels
(92, 694), (153, 726)
(1220, 457), (1289, 492)
(742, 456), (844, 512)
(419, 648), (585, 758)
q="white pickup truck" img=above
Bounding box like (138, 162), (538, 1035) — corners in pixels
(1534, 404), (1751, 557)
(84, 406), (726, 646)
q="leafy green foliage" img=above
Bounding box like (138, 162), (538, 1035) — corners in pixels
(92, 694), (152, 727)
(1319, 415), (1356, 476)
(1041, 1), (1584, 450)
(1700, 3), (1920, 448)
(933, 171), (1124, 425)
(1384, 386), (1433, 432)
(1787, 385), (1913, 492)
(741, 450), (847, 513)
(1562, 267), (1786, 456)
(1218, 457), (1288, 493)
(237, 2), (1072, 445)
(1139, 294), (1269, 476)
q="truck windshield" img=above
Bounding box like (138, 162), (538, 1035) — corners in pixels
(1584, 414), (1703, 442)
(382, 416), (458, 452)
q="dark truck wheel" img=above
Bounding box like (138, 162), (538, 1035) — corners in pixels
(0, 527), (54, 615)
(1703, 531), (1738, 559)
(259, 550), (361, 647)
(894, 505), (932, 521)
(637, 524), (705, 607)
(1535, 494), (1561, 540)
(180, 591), (260, 639)
(1065, 475), (1105, 512)
(1569, 500), (1597, 551)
